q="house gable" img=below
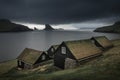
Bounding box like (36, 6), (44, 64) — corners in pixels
(17, 48), (47, 69)
(54, 39), (102, 69)
(17, 60), (33, 69)
(91, 37), (104, 50)
(34, 52), (50, 65)
(47, 45), (59, 58)
(54, 42), (76, 60)
(91, 36), (113, 50)
(47, 46), (56, 57)
(54, 42), (76, 69)
(17, 60), (24, 68)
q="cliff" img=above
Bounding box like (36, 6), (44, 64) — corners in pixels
(0, 19), (33, 32)
(94, 21), (120, 33)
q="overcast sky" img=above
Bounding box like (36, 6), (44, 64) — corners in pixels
(0, 0), (120, 29)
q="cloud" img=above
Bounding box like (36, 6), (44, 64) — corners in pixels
(0, 0), (120, 24)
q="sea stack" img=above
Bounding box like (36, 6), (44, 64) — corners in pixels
(44, 24), (55, 30)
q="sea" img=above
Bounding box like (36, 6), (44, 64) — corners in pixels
(0, 30), (120, 62)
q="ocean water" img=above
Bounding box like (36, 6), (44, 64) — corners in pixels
(0, 30), (120, 62)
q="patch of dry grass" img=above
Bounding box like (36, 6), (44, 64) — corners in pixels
(0, 59), (17, 74)
(112, 39), (120, 46)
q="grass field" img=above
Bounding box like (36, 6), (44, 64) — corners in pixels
(0, 39), (120, 80)
(0, 59), (17, 74)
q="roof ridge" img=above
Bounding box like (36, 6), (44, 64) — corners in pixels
(64, 39), (91, 43)
(25, 48), (43, 52)
(92, 36), (106, 38)
(63, 39), (102, 60)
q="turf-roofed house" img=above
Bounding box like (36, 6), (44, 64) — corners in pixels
(47, 45), (59, 58)
(91, 36), (113, 50)
(17, 48), (50, 69)
(54, 39), (102, 69)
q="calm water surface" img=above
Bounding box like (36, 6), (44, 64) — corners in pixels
(0, 30), (120, 62)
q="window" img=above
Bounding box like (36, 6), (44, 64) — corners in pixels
(61, 47), (66, 54)
(51, 48), (54, 52)
(19, 61), (21, 65)
(42, 55), (46, 60)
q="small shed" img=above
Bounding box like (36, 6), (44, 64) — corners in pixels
(17, 48), (50, 69)
(91, 36), (113, 50)
(54, 39), (102, 69)
(47, 45), (59, 58)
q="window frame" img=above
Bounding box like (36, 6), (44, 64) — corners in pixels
(51, 48), (54, 52)
(41, 54), (46, 60)
(61, 46), (66, 54)
(19, 60), (22, 65)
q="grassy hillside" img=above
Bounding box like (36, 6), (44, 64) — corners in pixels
(0, 39), (120, 80)
(94, 21), (120, 33)
(0, 19), (32, 32)
(0, 60), (17, 74)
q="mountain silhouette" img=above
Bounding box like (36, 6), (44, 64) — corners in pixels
(44, 24), (55, 30)
(0, 19), (33, 32)
(94, 21), (120, 33)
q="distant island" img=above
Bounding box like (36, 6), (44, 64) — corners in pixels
(44, 24), (55, 30)
(44, 24), (64, 31)
(0, 19), (33, 32)
(34, 27), (39, 30)
(94, 21), (120, 33)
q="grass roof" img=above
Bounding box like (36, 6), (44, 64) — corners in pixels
(92, 36), (113, 48)
(64, 39), (102, 60)
(52, 45), (59, 50)
(17, 48), (43, 65)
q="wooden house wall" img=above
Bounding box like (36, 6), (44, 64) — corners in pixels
(54, 55), (65, 69)
(34, 53), (50, 65)
(18, 60), (33, 69)
(91, 38), (104, 50)
(18, 53), (50, 69)
(47, 47), (56, 58)
(17, 60), (24, 68)
(54, 42), (76, 69)
(24, 63), (33, 69)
